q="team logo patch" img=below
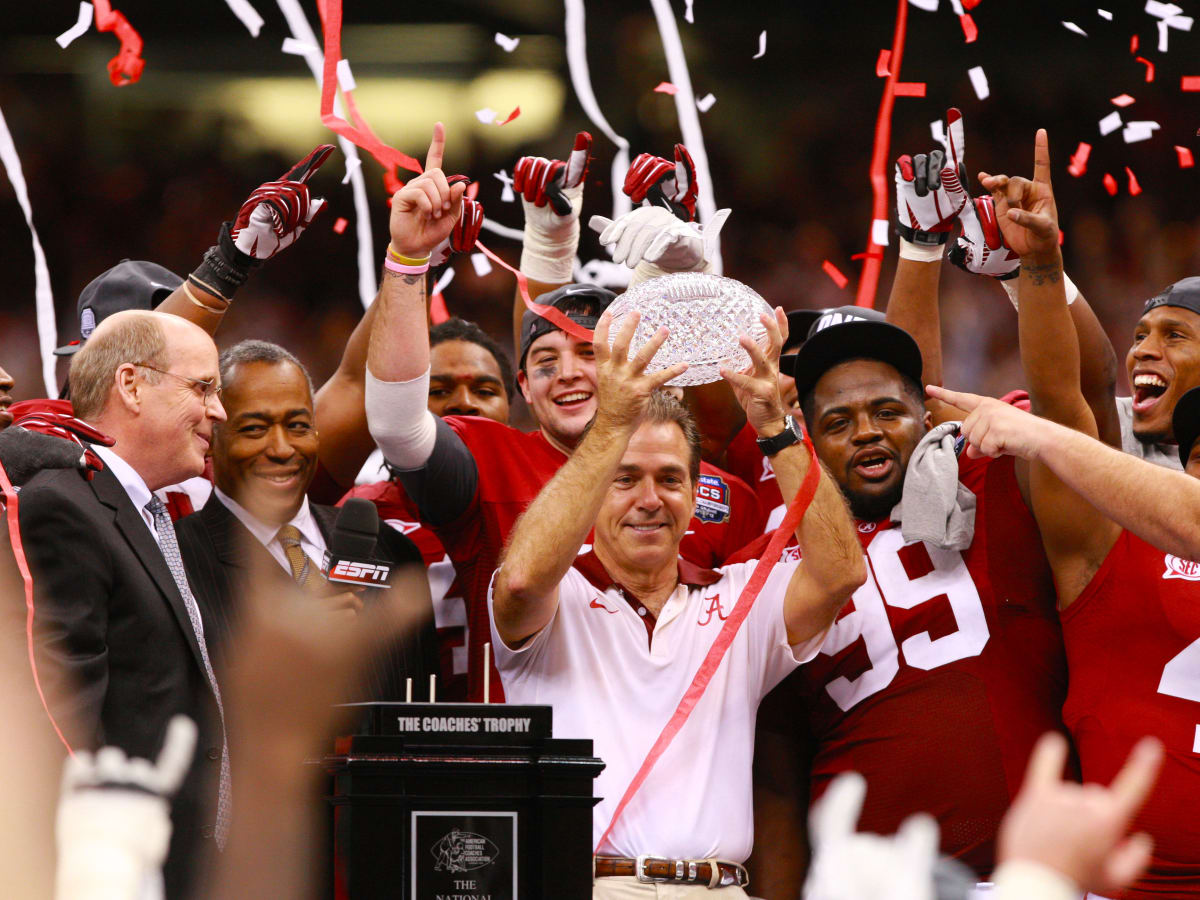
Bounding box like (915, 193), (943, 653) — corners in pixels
(760, 456), (776, 482)
(431, 828), (498, 873)
(695, 474), (732, 523)
(1163, 554), (1200, 581)
(698, 593), (727, 625)
(780, 545), (802, 563)
(384, 518), (422, 536)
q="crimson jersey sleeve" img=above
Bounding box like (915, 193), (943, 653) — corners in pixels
(723, 423), (785, 534)
(753, 454), (1069, 876)
(1061, 530), (1200, 900)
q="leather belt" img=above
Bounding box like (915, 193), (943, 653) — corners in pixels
(593, 855), (750, 888)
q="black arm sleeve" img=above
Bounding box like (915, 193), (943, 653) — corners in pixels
(393, 416), (479, 527)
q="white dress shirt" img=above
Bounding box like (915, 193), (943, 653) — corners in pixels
(91, 445), (159, 544)
(212, 486), (327, 575)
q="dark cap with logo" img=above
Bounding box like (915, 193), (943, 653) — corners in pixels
(517, 282), (615, 370)
(53, 260), (183, 356)
(1143, 276), (1200, 320)
(783, 305), (924, 402)
(1173, 385), (1200, 467)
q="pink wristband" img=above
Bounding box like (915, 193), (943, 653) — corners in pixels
(384, 258), (430, 275)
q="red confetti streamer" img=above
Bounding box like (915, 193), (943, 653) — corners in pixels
(92, 0), (144, 86)
(1058, 229), (1064, 246)
(317, 0), (424, 182)
(959, 14), (978, 43)
(1126, 166), (1142, 196)
(962, 0), (982, 9)
(654, 81), (678, 95)
(893, 82), (926, 97)
(1136, 56), (1155, 82)
(1182, 76), (1200, 91)
(1103, 173), (1118, 196)
(430, 292), (450, 324)
(496, 106), (521, 126)
(823, 260), (850, 289)
(1112, 94), (1135, 107)
(474, 241), (593, 342)
(858, 0), (911, 308)
(1067, 142), (1091, 177)
(1130, 34), (1139, 54)
(876, 49), (892, 77)
(851, 251), (885, 261)
(332, 216), (348, 234)
(1177, 145), (1195, 168)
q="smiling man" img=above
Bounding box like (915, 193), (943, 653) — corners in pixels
(174, 340), (437, 692)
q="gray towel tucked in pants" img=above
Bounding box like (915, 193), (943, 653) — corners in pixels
(890, 421), (976, 550)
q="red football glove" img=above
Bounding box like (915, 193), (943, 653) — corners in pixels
(624, 144), (698, 222)
(948, 195), (1021, 280)
(231, 144), (335, 260)
(12, 409), (114, 480)
(431, 175), (485, 266)
(512, 131), (593, 216)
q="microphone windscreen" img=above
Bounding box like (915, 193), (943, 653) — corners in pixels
(330, 498), (380, 559)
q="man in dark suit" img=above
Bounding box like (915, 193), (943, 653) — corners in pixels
(175, 339), (436, 701)
(13, 309), (229, 898)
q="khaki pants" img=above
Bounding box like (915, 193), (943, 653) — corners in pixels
(592, 876), (753, 898)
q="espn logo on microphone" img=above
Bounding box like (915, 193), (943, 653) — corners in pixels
(324, 553), (392, 587)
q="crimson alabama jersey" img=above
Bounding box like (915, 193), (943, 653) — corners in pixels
(1062, 530), (1200, 900)
(342, 480), (470, 702)
(724, 422), (784, 534)
(405, 416), (763, 702)
(733, 453), (1068, 875)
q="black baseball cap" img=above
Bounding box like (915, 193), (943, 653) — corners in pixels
(54, 260), (183, 356)
(778, 309), (823, 374)
(1143, 276), (1200, 319)
(785, 305), (924, 402)
(517, 282), (615, 369)
(1173, 385), (1200, 467)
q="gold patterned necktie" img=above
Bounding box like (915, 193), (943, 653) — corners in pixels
(276, 524), (314, 585)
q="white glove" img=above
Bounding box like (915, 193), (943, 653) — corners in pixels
(589, 206), (729, 285)
(895, 108), (968, 247)
(55, 716), (197, 900)
(515, 132), (592, 283)
(804, 772), (940, 900)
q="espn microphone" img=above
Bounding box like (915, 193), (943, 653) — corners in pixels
(323, 498), (393, 588)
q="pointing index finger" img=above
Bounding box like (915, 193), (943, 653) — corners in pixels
(425, 122), (446, 173)
(925, 383), (982, 412)
(1033, 128), (1053, 188)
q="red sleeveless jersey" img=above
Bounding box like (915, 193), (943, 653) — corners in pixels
(734, 454), (1069, 875)
(359, 417), (764, 702)
(1062, 530), (1200, 900)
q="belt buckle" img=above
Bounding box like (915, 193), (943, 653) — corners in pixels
(635, 855), (670, 883)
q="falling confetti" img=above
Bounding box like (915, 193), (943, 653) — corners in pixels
(340, 156), (362, 185)
(493, 169), (514, 202)
(1182, 76), (1200, 90)
(1063, 21), (1088, 36)
(496, 106), (521, 126)
(684, 0), (694, 23)
(1068, 142), (1092, 176)
(753, 30), (767, 59)
(968, 66), (989, 100)
(1176, 145), (1195, 167)
(56, 2), (94, 48)
(960, 13), (978, 42)
(494, 32), (520, 52)
(332, 216), (348, 234)
(1099, 111), (1123, 135)
(470, 252), (493, 277)
(894, 82), (927, 97)
(871, 218), (890, 246)
(1123, 120), (1160, 142)
(281, 37), (319, 57)
(1126, 165), (1143, 195)
(1103, 172), (1118, 194)
(1098, 8), (1113, 19)
(1136, 56), (1155, 81)
(696, 93), (716, 112)
(336, 58), (356, 92)
(475, 108), (497, 124)
(876, 49), (892, 77)
(654, 81), (678, 95)
(1112, 94), (1136, 106)
(822, 260), (849, 289)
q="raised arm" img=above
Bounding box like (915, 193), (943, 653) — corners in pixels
(492, 314), (685, 646)
(721, 310), (866, 645)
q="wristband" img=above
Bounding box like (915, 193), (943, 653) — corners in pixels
(187, 274), (230, 305)
(387, 245), (432, 266)
(191, 222), (260, 299)
(1063, 271), (1079, 305)
(898, 236), (946, 263)
(1001, 271), (1078, 310)
(182, 282), (227, 314)
(384, 258), (430, 275)
(990, 861), (1078, 900)
(896, 223), (951, 247)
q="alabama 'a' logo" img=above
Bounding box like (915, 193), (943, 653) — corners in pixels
(1163, 554), (1200, 581)
(698, 594), (727, 625)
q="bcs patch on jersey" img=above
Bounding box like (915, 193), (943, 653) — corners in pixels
(695, 474), (731, 523)
(1163, 554), (1200, 581)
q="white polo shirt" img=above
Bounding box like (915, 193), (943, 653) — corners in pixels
(488, 552), (824, 863)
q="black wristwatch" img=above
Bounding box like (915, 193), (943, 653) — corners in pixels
(756, 415), (803, 456)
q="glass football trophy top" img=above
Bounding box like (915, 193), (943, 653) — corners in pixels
(606, 273), (773, 386)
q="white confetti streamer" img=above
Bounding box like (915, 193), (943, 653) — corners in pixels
(475, 108), (498, 125)
(56, 3), (93, 49)
(908, 0), (939, 10)
(1099, 111), (1123, 135)
(1063, 21), (1088, 35)
(470, 253), (494, 277)
(968, 66), (989, 100)
(275, 0), (375, 308)
(493, 169), (515, 202)
(1145, 1), (1183, 18)
(0, 102), (58, 397)
(696, 93), (716, 112)
(341, 156), (362, 185)
(753, 30), (767, 59)
(495, 32), (520, 52)
(947, 0), (964, 13)
(648, 0), (723, 272)
(871, 218), (890, 247)
(564, 0), (632, 220)
(480, 217), (526, 242)
(431, 267), (455, 297)
(1098, 8), (1113, 20)
(223, 0), (264, 37)
(1123, 120), (1160, 142)
(281, 37), (319, 57)
(336, 59), (356, 93)
(684, 0), (694, 23)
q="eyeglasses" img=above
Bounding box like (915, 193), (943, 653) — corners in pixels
(134, 363), (223, 403)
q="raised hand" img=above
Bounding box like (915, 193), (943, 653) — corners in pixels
(977, 129), (1060, 261)
(513, 131), (592, 217)
(720, 307), (790, 436)
(430, 186), (484, 267)
(231, 144), (335, 260)
(948, 193), (1021, 280)
(894, 109), (969, 246)
(925, 384), (1048, 461)
(624, 144), (699, 222)
(998, 732), (1162, 896)
(593, 310), (689, 429)
(388, 123), (468, 259)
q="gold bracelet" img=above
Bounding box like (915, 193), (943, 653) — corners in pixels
(387, 244), (432, 266)
(183, 281), (228, 314)
(187, 274), (231, 305)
